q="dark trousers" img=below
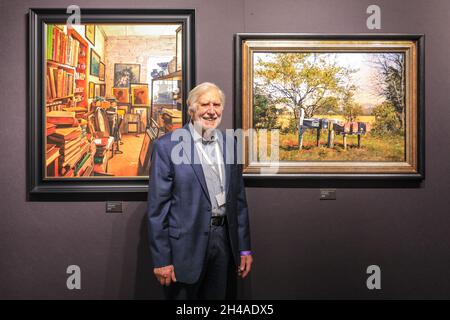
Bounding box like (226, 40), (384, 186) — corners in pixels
(164, 223), (236, 300)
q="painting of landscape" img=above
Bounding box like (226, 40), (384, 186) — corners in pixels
(252, 51), (406, 162)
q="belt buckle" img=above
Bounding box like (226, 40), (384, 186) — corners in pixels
(211, 216), (224, 226)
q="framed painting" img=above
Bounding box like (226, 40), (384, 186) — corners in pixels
(99, 62), (105, 81)
(99, 84), (106, 97)
(28, 8), (196, 199)
(85, 24), (95, 46)
(234, 33), (424, 181)
(114, 63), (140, 88)
(112, 87), (130, 103)
(94, 83), (101, 98)
(88, 81), (95, 99)
(90, 49), (100, 77)
(131, 83), (150, 106)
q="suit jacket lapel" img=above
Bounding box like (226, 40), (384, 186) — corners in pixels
(181, 123), (211, 204)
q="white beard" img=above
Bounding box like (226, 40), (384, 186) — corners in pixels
(192, 116), (222, 138)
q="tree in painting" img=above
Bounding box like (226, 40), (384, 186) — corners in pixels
(370, 53), (405, 132)
(254, 53), (356, 149)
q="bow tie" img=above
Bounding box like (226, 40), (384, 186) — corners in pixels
(201, 138), (216, 145)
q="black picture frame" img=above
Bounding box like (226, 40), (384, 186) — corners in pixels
(90, 48), (100, 77)
(234, 33), (425, 186)
(28, 8), (196, 200)
(114, 63), (141, 88)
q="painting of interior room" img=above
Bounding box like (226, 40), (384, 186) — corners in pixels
(44, 23), (183, 178)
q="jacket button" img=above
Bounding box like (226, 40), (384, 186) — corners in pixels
(204, 231), (209, 236)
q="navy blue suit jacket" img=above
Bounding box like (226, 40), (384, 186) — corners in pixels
(147, 123), (251, 284)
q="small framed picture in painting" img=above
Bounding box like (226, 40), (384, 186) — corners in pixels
(114, 64), (140, 88)
(85, 25), (95, 46)
(99, 84), (106, 97)
(88, 81), (95, 99)
(94, 83), (101, 98)
(112, 87), (130, 103)
(90, 49), (100, 77)
(131, 83), (149, 106)
(99, 62), (105, 81)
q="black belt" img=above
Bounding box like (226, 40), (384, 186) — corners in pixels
(210, 215), (226, 226)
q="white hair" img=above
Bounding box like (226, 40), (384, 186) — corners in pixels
(187, 82), (225, 116)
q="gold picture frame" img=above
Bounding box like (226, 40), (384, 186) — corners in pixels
(85, 24), (95, 46)
(130, 83), (150, 107)
(235, 34), (424, 180)
(112, 87), (130, 103)
(88, 81), (95, 99)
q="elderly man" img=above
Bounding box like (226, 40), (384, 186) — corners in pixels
(147, 82), (253, 300)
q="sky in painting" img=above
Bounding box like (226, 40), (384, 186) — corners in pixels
(333, 52), (385, 109)
(254, 52), (403, 112)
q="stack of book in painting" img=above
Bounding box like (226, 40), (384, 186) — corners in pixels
(74, 118), (93, 177)
(47, 110), (78, 127)
(45, 143), (60, 176)
(47, 111), (93, 177)
(62, 106), (89, 119)
(161, 108), (182, 132)
(46, 123), (56, 136)
(46, 100), (67, 112)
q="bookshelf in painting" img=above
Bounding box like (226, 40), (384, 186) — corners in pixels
(68, 28), (89, 110)
(45, 24), (93, 178)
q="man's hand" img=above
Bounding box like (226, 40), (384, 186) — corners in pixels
(237, 255), (253, 278)
(153, 265), (176, 286)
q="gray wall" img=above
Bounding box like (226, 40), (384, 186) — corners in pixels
(1, 0), (449, 299)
